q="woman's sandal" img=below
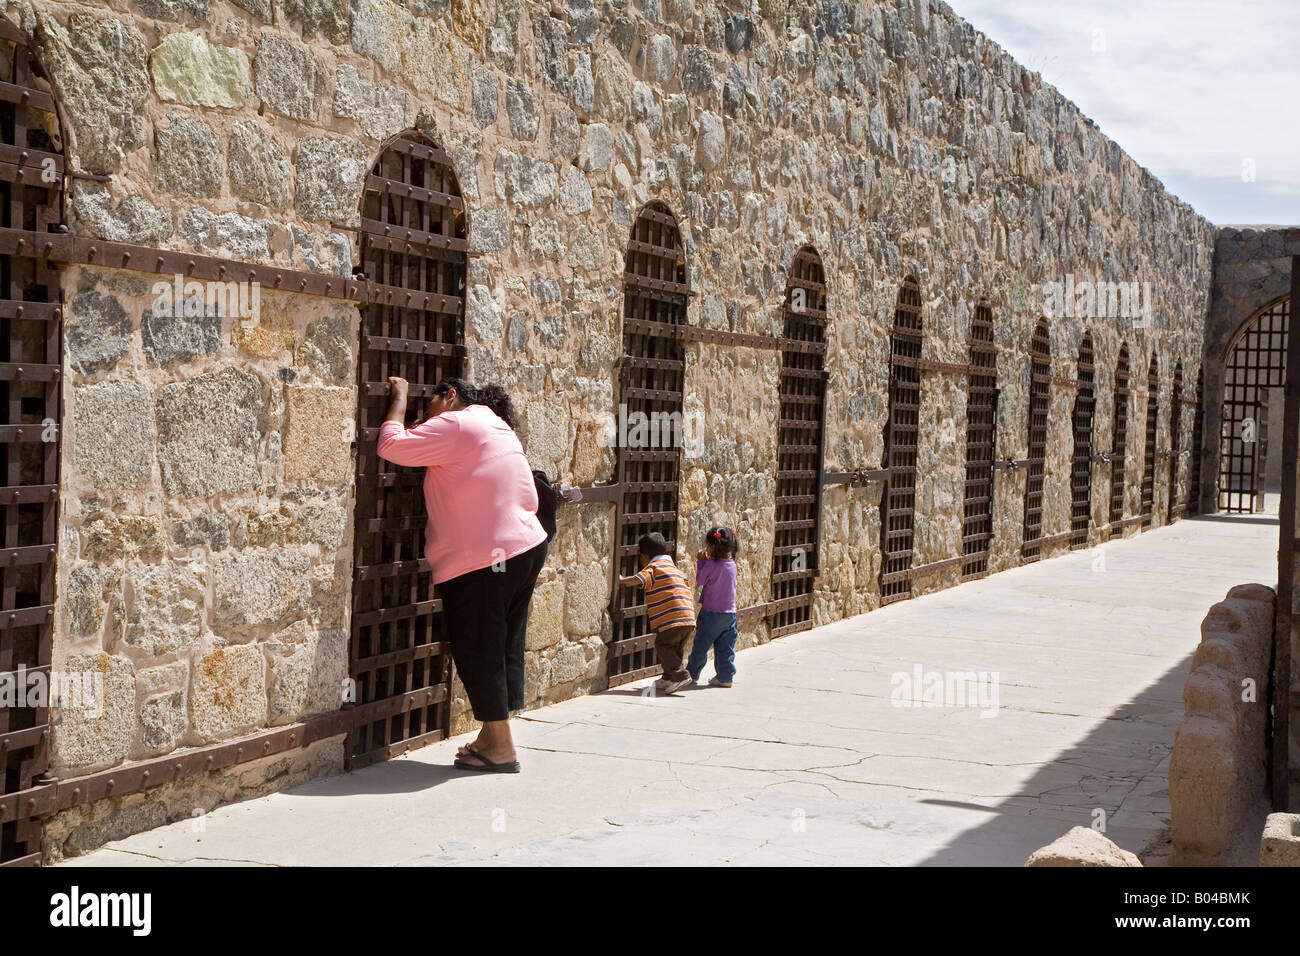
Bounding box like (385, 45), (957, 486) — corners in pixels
(453, 745), (521, 773)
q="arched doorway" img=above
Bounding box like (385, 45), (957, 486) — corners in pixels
(0, 15), (66, 866)
(1021, 319), (1051, 561)
(349, 131), (466, 767)
(1189, 366), (1204, 515)
(1109, 344), (1130, 535)
(1070, 332), (1096, 549)
(880, 276), (923, 605)
(770, 246), (827, 638)
(0, 14), (66, 866)
(1141, 353), (1159, 527)
(1167, 361), (1183, 523)
(961, 302), (997, 577)
(1218, 297), (1289, 514)
(608, 201), (687, 685)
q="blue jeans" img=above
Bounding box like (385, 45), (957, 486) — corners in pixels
(688, 610), (738, 683)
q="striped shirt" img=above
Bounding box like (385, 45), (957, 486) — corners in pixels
(633, 555), (696, 633)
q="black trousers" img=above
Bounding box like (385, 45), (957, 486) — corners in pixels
(436, 540), (548, 722)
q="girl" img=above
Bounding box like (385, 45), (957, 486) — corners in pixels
(687, 526), (739, 687)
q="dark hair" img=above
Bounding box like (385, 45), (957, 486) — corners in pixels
(705, 526), (738, 559)
(433, 378), (518, 430)
(637, 532), (671, 559)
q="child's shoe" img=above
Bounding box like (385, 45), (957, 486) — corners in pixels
(708, 676), (733, 688)
(656, 676), (692, 695)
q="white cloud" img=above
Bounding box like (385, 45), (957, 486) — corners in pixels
(949, 0), (1300, 224)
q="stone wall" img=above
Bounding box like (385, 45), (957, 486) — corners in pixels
(1169, 583), (1274, 866)
(54, 263), (357, 773)
(11, 0), (1218, 837)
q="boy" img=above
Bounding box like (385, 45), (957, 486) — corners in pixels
(618, 532), (696, 695)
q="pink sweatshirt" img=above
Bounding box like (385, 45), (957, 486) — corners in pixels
(376, 403), (547, 584)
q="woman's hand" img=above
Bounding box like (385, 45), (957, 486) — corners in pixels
(384, 376), (410, 425)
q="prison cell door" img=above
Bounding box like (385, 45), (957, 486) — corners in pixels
(1109, 345), (1130, 534)
(770, 246), (827, 638)
(0, 15), (64, 866)
(1167, 362), (1182, 524)
(1140, 356), (1159, 527)
(607, 202), (686, 687)
(1069, 334), (1096, 549)
(1020, 320), (1051, 561)
(879, 277), (922, 604)
(962, 304), (997, 578)
(1218, 298), (1288, 513)
(349, 132), (465, 768)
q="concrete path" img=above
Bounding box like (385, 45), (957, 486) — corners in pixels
(63, 515), (1279, 867)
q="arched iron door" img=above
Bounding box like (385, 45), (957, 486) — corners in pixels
(1167, 361), (1183, 523)
(349, 132), (466, 768)
(770, 246), (827, 637)
(0, 15), (65, 866)
(1020, 319), (1051, 561)
(1069, 333), (1096, 549)
(1141, 354), (1159, 527)
(1218, 298), (1288, 513)
(961, 303), (997, 578)
(1109, 344), (1130, 534)
(607, 202), (687, 686)
(879, 277), (922, 604)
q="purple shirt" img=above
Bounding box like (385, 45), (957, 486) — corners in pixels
(695, 557), (737, 613)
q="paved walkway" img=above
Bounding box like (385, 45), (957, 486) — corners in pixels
(64, 515), (1278, 866)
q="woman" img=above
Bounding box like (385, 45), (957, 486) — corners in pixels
(377, 376), (548, 773)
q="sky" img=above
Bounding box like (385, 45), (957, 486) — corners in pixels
(949, 0), (1300, 226)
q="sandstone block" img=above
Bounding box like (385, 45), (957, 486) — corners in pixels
(157, 368), (263, 497)
(494, 151), (556, 206)
(1260, 813), (1300, 867)
(551, 642), (587, 685)
(51, 653), (135, 772)
(125, 563), (205, 656)
(522, 399), (568, 476)
(70, 185), (173, 245)
(284, 0), (349, 44)
(296, 136), (370, 225)
(172, 513), (230, 552)
(191, 643), (268, 741)
(283, 385), (354, 483)
(139, 689), (186, 752)
(84, 514), (164, 561)
(155, 112), (223, 197)
(66, 289), (131, 374)
(149, 32), (250, 109)
(213, 551), (312, 631)
(35, 14), (150, 174)
(334, 64), (413, 140)
(141, 290), (223, 366)
(299, 314), (353, 381)
(266, 626), (348, 724)
(563, 562), (605, 637)
(72, 380), (155, 490)
(1025, 826), (1141, 867)
(525, 579), (563, 651)
(255, 37), (325, 121)
(65, 566), (104, 637)
(292, 504), (347, 550)
(228, 121), (292, 209)
(470, 207), (508, 253)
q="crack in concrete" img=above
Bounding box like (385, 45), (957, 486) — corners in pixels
(97, 846), (284, 867)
